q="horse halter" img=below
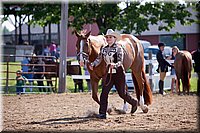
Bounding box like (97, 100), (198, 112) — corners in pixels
(77, 40), (90, 64)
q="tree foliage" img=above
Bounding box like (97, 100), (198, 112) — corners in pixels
(2, 1), (199, 34)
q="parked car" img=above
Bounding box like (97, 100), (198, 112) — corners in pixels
(144, 45), (172, 60)
(144, 45), (172, 74)
(139, 40), (151, 50)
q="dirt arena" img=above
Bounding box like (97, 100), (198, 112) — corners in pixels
(2, 92), (199, 132)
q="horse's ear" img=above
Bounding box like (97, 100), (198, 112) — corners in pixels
(85, 31), (91, 38)
(74, 30), (80, 37)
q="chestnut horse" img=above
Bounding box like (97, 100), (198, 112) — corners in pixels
(75, 31), (152, 113)
(174, 51), (193, 95)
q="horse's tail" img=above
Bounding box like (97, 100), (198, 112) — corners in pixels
(181, 55), (191, 91)
(132, 70), (152, 106)
(142, 70), (152, 105)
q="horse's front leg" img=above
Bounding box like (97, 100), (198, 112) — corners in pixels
(176, 79), (181, 95)
(90, 78), (100, 105)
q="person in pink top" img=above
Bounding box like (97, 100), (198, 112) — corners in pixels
(49, 41), (57, 56)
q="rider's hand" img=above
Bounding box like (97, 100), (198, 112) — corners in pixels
(109, 63), (115, 69)
(89, 63), (94, 70)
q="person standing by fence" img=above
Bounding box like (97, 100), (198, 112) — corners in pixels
(43, 45), (50, 56)
(156, 42), (174, 95)
(49, 41), (57, 57)
(16, 70), (27, 95)
(192, 41), (200, 96)
(167, 46), (179, 94)
(33, 57), (45, 92)
(21, 56), (33, 92)
(55, 44), (60, 60)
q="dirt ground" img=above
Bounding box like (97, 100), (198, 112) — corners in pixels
(2, 92), (199, 132)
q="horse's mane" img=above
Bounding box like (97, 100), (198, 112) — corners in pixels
(88, 35), (107, 47)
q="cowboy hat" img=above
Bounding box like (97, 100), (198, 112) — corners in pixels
(104, 29), (121, 41)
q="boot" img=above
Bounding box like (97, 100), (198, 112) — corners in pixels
(159, 80), (164, 95)
(96, 113), (106, 119)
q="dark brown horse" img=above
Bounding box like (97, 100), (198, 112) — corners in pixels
(174, 51), (193, 95)
(44, 59), (83, 92)
(75, 31), (152, 113)
(30, 57), (83, 92)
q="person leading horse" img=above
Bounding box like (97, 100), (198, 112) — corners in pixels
(75, 29), (152, 116)
(89, 29), (138, 119)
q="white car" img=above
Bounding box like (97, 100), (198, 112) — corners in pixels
(139, 40), (151, 50)
(144, 45), (172, 60)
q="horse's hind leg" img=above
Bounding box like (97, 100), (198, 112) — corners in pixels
(182, 84), (186, 95)
(47, 80), (53, 92)
(122, 84), (129, 112)
(132, 71), (148, 113)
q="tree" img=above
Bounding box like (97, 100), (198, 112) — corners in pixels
(116, 2), (196, 35)
(2, 1), (199, 35)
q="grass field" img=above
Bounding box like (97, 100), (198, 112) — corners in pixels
(0, 62), (198, 94)
(0, 62), (99, 93)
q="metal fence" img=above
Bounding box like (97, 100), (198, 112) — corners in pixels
(0, 54), (58, 94)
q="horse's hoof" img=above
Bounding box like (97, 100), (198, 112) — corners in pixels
(142, 107), (148, 113)
(131, 105), (138, 114)
(142, 105), (148, 113)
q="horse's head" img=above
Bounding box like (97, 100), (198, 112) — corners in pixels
(75, 30), (92, 67)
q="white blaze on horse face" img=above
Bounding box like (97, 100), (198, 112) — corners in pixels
(79, 40), (84, 66)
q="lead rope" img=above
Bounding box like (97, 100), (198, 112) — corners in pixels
(105, 66), (112, 87)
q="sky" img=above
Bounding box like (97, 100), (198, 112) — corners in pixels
(1, 15), (16, 31)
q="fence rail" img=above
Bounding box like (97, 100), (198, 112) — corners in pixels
(1, 54), (196, 94)
(1, 54), (58, 94)
(70, 60), (196, 92)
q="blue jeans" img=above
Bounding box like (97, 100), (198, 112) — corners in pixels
(16, 87), (23, 95)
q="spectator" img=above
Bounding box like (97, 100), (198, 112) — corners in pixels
(167, 46), (179, 94)
(192, 41), (200, 96)
(43, 45), (50, 56)
(33, 57), (45, 92)
(16, 70), (27, 95)
(156, 42), (174, 95)
(21, 56), (33, 92)
(55, 44), (60, 59)
(49, 41), (57, 57)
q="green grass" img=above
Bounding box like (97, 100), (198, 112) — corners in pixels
(0, 62), (100, 94)
(0, 62), (198, 94)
